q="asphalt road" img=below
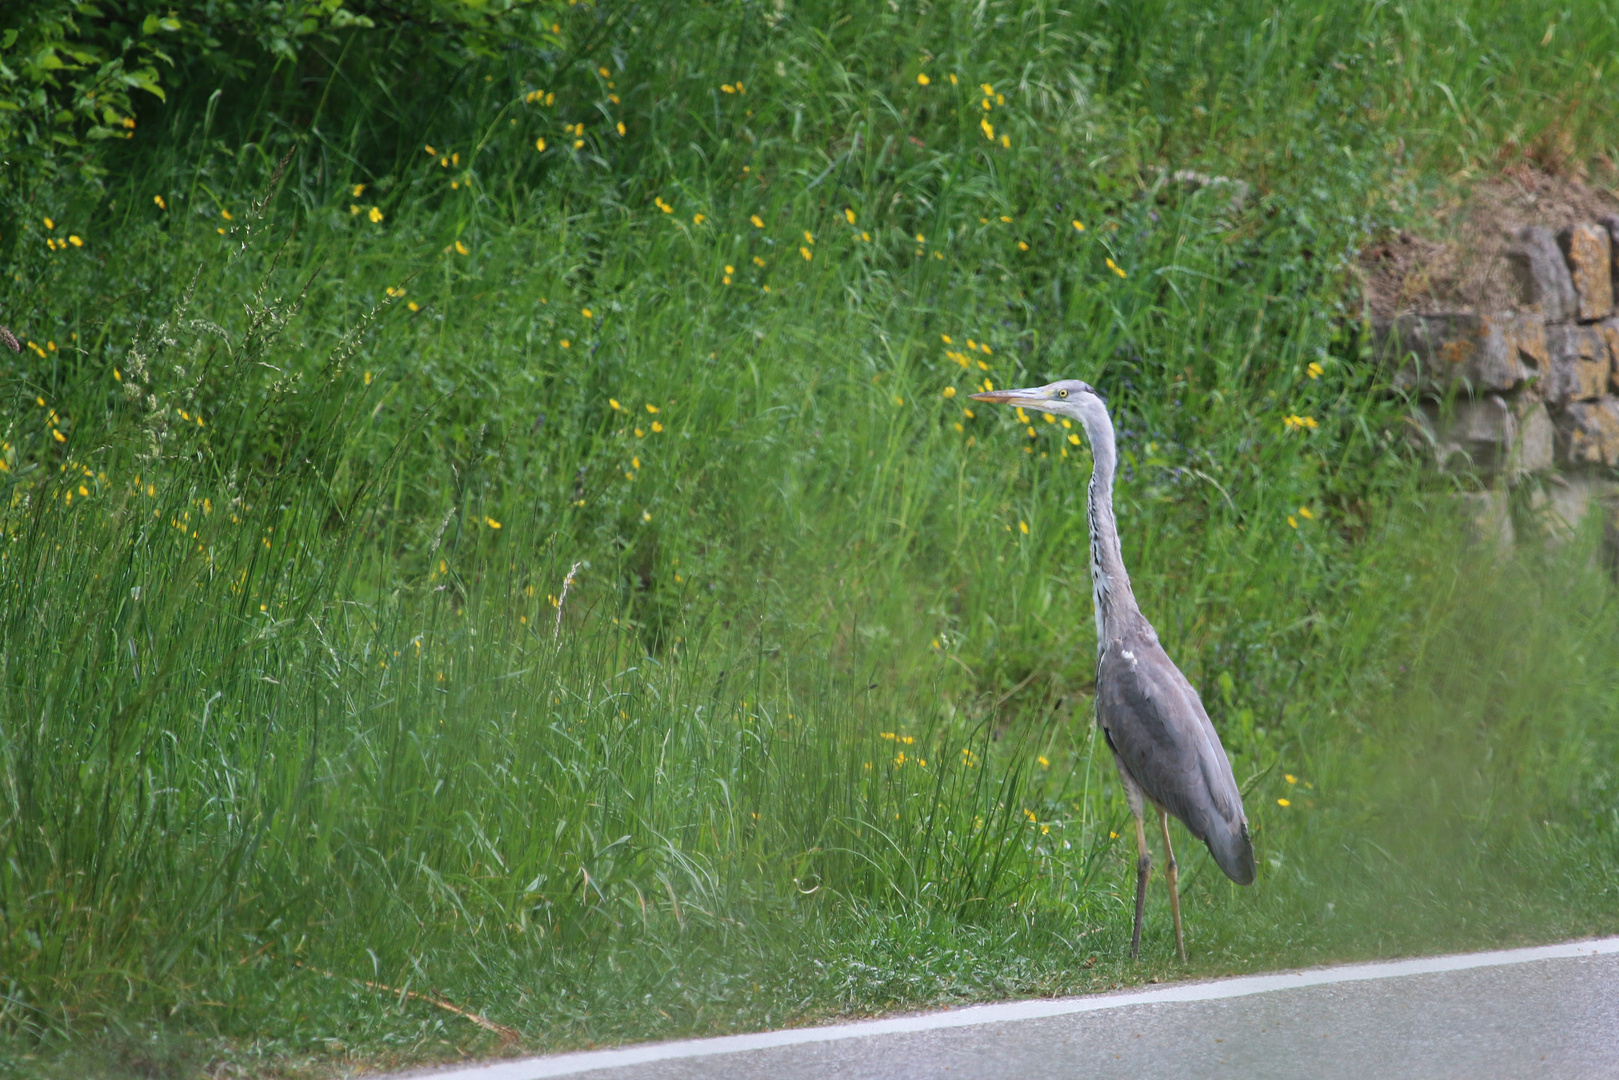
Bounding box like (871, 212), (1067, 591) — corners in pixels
(393, 937), (1619, 1080)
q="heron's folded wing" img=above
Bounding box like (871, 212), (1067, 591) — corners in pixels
(1096, 635), (1240, 842)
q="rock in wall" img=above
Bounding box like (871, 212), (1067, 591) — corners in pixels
(1375, 212), (1619, 550)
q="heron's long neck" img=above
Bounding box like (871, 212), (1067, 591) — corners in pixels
(1082, 408), (1138, 652)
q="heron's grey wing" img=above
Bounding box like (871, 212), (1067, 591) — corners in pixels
(1097, 629), (1255, 885)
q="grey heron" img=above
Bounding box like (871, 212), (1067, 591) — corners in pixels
(971, 379), (1255, 961)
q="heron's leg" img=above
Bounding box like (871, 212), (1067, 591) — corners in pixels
(1159, 807), (1185, 963)
(1130, 810), (1150, 960)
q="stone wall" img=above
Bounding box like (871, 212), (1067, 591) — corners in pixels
(1376, 215), (1619, 548)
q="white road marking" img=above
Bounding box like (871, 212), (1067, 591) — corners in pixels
(398, 936), (1619, 1080)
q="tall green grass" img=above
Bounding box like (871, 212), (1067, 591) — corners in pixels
(2, 0), (1618, 1074)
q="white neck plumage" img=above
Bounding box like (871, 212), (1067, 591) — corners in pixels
(1077, 402), (1137, 654)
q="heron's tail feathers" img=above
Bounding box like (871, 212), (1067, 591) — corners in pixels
(1205, 819), (1256, 886)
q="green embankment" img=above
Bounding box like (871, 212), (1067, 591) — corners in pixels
(2, 1), (1618, 1074)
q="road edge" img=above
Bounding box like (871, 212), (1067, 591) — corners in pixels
(386, 935), (1619, 1080)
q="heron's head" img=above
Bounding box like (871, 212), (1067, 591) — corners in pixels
(969, 379), (1106, 426)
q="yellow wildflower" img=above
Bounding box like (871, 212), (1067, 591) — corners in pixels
(1307, 361), (1324, 379)
(153, 195), (166, 210)
(1072, 220), (1085, 231)
(536, 137), (547, 151)
(844, 208), (856, 224)
(1019, 520), (1029, 534)
(455, 240), (469, 255)
(916, 73), (930, 85)
(800, 246), (812, 261)
(751, 214), (764, 228)
(368, 206), (383, 223)
(980, 118), (994, 140)
(1106, 257), (1126, 277)
(943, 387), (956, 398)
(1277, 798), (1291, 807)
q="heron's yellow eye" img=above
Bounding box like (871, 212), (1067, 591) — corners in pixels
(1057, 389), (1068, 398)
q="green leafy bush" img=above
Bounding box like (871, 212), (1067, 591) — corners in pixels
(0, 0), (582, 189)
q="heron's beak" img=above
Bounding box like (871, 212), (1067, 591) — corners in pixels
(970, 387), (1052, 408)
